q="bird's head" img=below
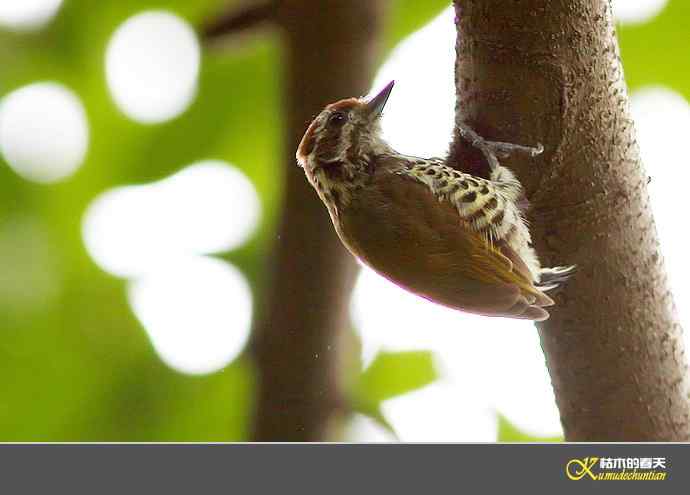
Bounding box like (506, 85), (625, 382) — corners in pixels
(296, 81), (395, 208)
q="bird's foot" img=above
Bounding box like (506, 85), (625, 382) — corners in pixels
(457, 122), (543, 171)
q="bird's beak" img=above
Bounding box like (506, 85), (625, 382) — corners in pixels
(366, 80), (395, 119)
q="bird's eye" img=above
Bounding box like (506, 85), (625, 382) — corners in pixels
(328, 112), (346, 126)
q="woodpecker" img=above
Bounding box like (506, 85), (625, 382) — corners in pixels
(296, 81), (573, 321)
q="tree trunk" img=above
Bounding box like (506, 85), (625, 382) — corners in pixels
(250, 0), (384, 441)
(450, 0), (690, 440)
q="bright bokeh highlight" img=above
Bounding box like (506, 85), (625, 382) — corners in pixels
(630, 87), (690, 334)
(0, 0), (63, 30)
(0, 82), (89, 183)
(105, 11), (200, 123)
(371, 7), (455, 158)
(82, 160), (260, 278)
(612, 0), (668, 24)
(382, 383), (498, 442)
(346, 414), (397, 442)
(128, 255), (252, 375)
(351, 266), (562, 439)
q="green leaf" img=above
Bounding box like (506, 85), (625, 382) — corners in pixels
(358, 408), (401, 441)
(497, 414), (563, 443)
(355, 350), (438, 405)
(350, 350), (437, 441)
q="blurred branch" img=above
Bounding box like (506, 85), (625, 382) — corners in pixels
(247, 0), (385, 441)
(450, 0), (690, 440)
(202, 1), (275, 41)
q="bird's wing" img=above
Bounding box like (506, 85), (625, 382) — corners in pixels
(394, 158), (521, 244)
(389, 159), (547, 288)
(341, 165), (552, 320)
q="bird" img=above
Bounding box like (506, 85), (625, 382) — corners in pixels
(296, 80), (574, 321)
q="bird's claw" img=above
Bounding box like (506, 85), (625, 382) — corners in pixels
(482, 139), (543, 158)
(457, 122), (543, 171)
(531, 143), (544, 157)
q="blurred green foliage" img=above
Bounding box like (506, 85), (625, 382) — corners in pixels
(0, 0), (446, 441)
(0, 0), (686, 441)
(618, 0), (690, 99)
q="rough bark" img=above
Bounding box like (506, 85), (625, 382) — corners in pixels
(450, 0), (690, 440)
(249, 0), (383, 441)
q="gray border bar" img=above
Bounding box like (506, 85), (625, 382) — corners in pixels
(0, 444), (687, 494)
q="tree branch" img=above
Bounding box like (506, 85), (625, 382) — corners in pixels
(249, 0), (384, 441)
(451, 0), (690, 440)
(202, 1), (275, 41)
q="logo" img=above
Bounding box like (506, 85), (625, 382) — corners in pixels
(566, 457), (668, 481)
(566, 457), (599, 480)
